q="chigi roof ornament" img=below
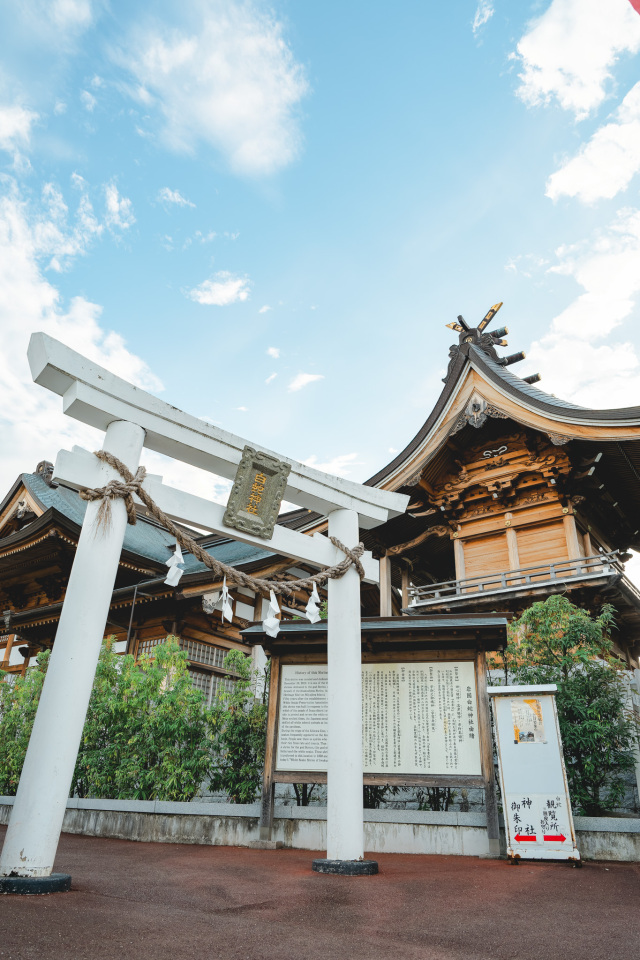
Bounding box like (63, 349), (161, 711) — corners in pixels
(443, 302), (540, 384)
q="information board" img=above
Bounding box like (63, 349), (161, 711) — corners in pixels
(276, 662), (482, 776)
(489, 685), (580, 862)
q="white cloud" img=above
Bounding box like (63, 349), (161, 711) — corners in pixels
(53, 100), (67, 115)
(472, 1), (494, 36)
(80, 89), (96, 112)
(527, 206), (640, 406)
(515, 0), (640, 119)
(0, 104), (38, 159)
(236, 405), (247, 411)
(288, 372), (324, 392)
(303, 452), (361, 478)
(187, 271), (251, 306)
(118, 1), (308, 175)
(266, 345), (279, 358)
(50, 0), (94, 31)
(259, 304), (271, 314)
(0, 178), (162, 493)
(104, 181), (135, 231)
(157, 186), (195, 208)
(265, 372), (277, 384)
(546, 82), (640, 202)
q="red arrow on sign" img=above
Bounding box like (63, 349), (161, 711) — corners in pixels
(543, 834), (566, 842)
(514, 834), (537, 842)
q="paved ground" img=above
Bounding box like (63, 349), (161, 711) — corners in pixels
(1, 827), (639, 960)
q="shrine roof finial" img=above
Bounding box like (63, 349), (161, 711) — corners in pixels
(443, 302), (540, 384)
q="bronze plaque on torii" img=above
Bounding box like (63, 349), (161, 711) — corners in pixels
(223, 445), (291, 541)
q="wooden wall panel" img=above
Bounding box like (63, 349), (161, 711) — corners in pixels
(516, 521), (568, 569)
(462, 534), (509, 580)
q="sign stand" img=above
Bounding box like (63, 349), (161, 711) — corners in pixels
(489, 684), (580, 864)
(0, 333), (407, 890)
(243, 615), (508, 860)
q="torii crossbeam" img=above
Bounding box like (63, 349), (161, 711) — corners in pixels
(0, 334), (408, 887)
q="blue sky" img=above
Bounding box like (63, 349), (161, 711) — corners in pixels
(2, 0), (640, 504)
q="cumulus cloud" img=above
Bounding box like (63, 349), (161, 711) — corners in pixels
(265, 372), (277, 384)
(266, 345), (279, 358)
(157, 186), (195, 207)
(118, 1), (308, 175)
(527, 206), (640, 406)
(303, 452), (362, 478)
(104, 181), (135, 231)
(0, 104), (38, 161)
(0, 178), (162, 492)
(515, 0), (640, 119)
(259, 304), (270, 314)
(80, 89), (96, 111)
(546, 82), (640, 202)
(288, 372), (324, 392)
(187, 271), (251, 305)
(472, 1), (494, 36)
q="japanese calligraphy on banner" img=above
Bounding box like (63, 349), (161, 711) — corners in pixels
(223, 446), (291, 540)
(276, 662), (482, 776)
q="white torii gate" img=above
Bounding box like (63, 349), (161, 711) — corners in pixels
(0, 333), (408, 885)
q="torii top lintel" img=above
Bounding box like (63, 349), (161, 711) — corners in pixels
(28, 333), (408, 529)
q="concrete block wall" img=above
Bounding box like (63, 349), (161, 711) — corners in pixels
(1, 797), (639, 860)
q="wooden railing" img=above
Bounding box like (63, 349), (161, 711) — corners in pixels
(407, 552), (626, 608)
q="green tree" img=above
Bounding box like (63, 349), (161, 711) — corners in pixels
(73, 637), (214, 801)
(0, 651), (50, 795)
(208, 650), (267, 803)
(497, 596), (639, 816)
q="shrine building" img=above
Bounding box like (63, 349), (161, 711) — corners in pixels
(2, 302), (640, 680)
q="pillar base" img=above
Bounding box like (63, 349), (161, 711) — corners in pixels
(312, 859), (378, 876)
(0, 873), (72, 895)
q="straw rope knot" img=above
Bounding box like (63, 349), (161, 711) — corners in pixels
(78, 452), (147, 529)
(78, 450), (366, 597)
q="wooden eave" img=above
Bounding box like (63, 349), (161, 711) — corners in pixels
(0, 507), (159, 578)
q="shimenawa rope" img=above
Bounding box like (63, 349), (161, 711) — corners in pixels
(79, 450), (365, 598)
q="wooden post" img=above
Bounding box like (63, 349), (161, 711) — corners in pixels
(401, 565), (410, 611)
(259, 656), (281, 841)
(505, 518), (520, 584)
(563, 512), (583, 573)
(379, 554), (392, 616)
(0, 420), (145, 880)
(453, 536), (465, 591)
(475, 648), (500, 858)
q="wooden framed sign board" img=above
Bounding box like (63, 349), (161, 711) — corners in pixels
(242, 615), (509, 855)
(489, 685), (580, 863)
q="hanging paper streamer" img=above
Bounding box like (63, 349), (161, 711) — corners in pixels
(263, 590), (281, 638)
(220, 576), (234, 623)
(164, 541), (185, 587)
(305, 583), (321, 624)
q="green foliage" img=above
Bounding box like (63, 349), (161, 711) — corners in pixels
(415, 786), (456, 812)
(0, 651), (50, 795)
(208, 649), (268, 803)
(72, 637), (214, 801)
(496, 596), (639, 816)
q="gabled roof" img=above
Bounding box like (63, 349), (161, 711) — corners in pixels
(366, 337), (640, 493)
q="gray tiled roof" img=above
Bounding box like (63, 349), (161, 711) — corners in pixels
(22, 472), (274, 574)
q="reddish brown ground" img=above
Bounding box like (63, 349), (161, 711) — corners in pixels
(0, 826), (638, 960)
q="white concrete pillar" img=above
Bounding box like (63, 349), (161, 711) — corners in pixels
(326, 507), (364, 862)
(0, 420), (145, 878)
(379, 554), (392, 616)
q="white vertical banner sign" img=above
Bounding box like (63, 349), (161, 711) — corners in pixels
(489, 684), (580, 863)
